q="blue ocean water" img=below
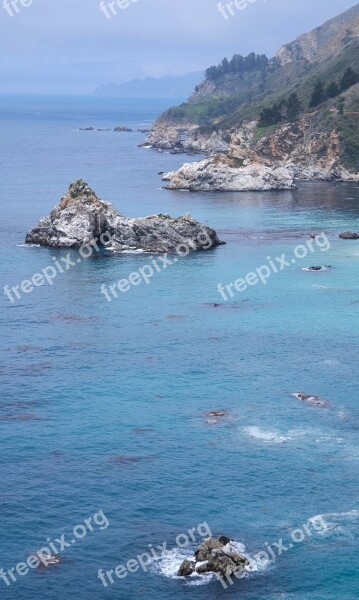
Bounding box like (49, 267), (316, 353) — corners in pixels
(0, 96), (358, 600)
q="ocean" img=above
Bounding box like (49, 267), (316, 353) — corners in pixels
(0, 95), (358, 600)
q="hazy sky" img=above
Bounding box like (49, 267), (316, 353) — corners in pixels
(0, 0), (357, 94)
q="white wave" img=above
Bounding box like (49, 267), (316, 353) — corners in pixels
(243, 426), (343, 445)
(150, 547), (213, 586)
(16, 243), (40, 248)
(312, 510), (359, 521)
(312, 285), (331, 289)
(151, 539), (265, 586)
(302, 266), (330, 272)
(309, 510), (359, 536)
(322, 359), (341, 366)
(121, 249), (146, 254)
(107, 247), (146, 254)
(244, 426), (288, 444)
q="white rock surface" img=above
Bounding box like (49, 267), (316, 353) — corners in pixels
(163, 157), (296, 192)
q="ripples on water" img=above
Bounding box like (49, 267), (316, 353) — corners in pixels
(0, 97), (358, 600)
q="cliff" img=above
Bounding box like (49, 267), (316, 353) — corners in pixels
(143, 4), (359, 190)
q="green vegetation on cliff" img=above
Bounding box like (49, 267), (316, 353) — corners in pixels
(155, 4), (359, 171)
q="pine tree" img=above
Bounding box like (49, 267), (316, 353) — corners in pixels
(205, 66), (219, 80)
(326, 81), (340, 98)
(340, 67), (359, 91)
(221, 58), (230, 74)
(337, 98), (345, 115)
(287, 93), (302, 120)
(310, 81), (326, 108)
(229, 54), (244, 73)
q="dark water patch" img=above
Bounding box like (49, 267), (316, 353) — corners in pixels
(0, 362), (53, 376)
(54, 314), (99, 323)
(108, 455), (158, 465)
(165, 315), (187, 321)
(1, 401), (36, 408)
(13, 345), (43, 353)
(132, 428), (156, 435)
(203, 300), (250, 309)
(0, 413), (45, 421)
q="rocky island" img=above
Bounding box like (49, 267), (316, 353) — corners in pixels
(25, 180), (224, 253)
(177, 536), (251, 580)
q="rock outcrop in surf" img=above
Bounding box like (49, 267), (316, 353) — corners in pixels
(292, 392), (329, 407)
(177, 536), (250, 579)
(339, 231), (359, 239)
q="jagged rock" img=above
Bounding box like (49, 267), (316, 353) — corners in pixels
(206, 410), (228, 418)
(114, 126), (133, 132)
(177, 536), (250, 579)
(177, 560), (195, 576)
(302, 265), (332, 271)
(25, 180), (224, 252)
(29, 552), (63, 568)
(163, 155), (296, 192)
(339, 231), (359, 239)
(218, 535), (232, 545)
(195, 537), (225, 562)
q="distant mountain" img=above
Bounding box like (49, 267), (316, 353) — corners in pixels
(94, 73), (203, 100)
(144, 2), (359, 187)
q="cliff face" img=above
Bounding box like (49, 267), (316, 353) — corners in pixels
(161, 106), (359, 192)
(275, 3), (359, 65)
(143, 4), (359, 190)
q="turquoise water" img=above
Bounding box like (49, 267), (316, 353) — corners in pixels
(0, 96), (358, 599)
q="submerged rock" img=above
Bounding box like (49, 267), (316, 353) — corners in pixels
(113, 126), (133, 132)
(25, 180), (224, 252)
(29, 552), (63, 568)
(339, 231), (359, 239)
(205, 410), (228, 418)
(292, 392), (329, 407)
(177, 536), (250, 579)
(302, 265), (332, 271)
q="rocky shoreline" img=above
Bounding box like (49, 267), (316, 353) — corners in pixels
(142, 114), (359, 192)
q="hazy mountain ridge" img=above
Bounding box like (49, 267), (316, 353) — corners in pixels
(94, 73), (202, 99)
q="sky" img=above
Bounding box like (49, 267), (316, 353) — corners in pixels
(0, 0), (357, 94)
